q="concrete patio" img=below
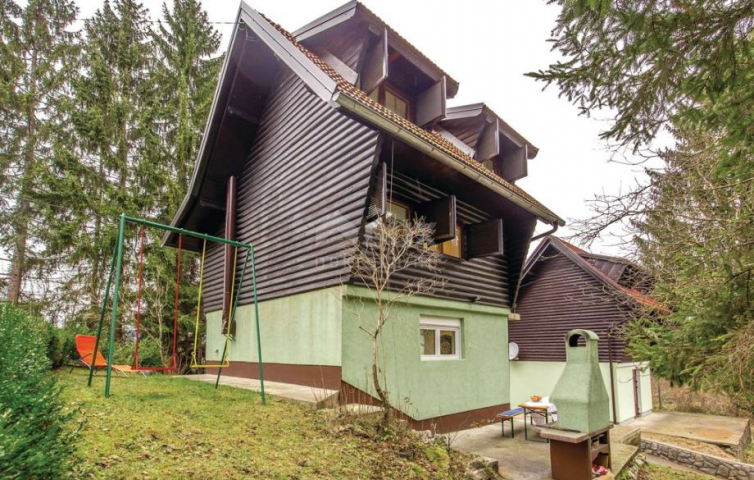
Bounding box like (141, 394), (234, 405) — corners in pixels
(452, 418), (639, 480)
(625, 411), (751, 451)
(177, 374), (338, 406)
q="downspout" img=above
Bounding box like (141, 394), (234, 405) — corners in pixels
(607, 334), (618, 424)
(531, 221), (559, 242)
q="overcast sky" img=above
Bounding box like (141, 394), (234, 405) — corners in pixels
(73, 0), (656, 255)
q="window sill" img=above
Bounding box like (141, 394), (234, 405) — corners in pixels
(421, 356), (462, 362)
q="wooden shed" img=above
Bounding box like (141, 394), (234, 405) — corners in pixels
(509, 236), (667, 423)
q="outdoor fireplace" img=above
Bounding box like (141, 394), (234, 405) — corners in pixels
(539, 329), (613, 480)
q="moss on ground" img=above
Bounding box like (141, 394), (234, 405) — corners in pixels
(639, 463), (715, 479)
(57, 370), (474, 478)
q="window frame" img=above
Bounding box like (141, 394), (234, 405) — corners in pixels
(368, 82), (412, 121)
(428, 223), (464, 259)
(386, 199), (410, 222)
(420, 316), (462, 361)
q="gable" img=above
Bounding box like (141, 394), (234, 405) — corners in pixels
(512, 245), (632, 362)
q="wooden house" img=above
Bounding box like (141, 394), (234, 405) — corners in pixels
(165, 1), (563, 432)
(509, 236), (667, 423)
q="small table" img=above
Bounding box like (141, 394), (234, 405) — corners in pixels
(519, 402), (555, 442)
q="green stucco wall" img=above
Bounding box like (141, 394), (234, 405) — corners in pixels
(205, 287), (342, 365)
(510, 360), (652, 423)
(341, 287), (510, 421)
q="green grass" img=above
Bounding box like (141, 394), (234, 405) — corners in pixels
(57, 369), (468, 479)
(640, 463), (714, 480)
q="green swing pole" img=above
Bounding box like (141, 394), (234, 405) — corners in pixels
(250, 245), (265, 405)
(215, 249), (250, 390)
(105, 214), (127, 398)
(88, 244), (118, 387)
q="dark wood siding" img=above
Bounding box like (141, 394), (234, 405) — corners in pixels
(353, 170), (511, 307)
(203, 72), (381, 311)
(511, 249), (631, 362)
(317, 26), (370, 71)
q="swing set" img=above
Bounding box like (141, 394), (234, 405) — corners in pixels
(86, 214), (266, 404)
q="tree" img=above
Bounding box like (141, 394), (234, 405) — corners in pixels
(153, 0), (222, 220)
(572, 125), (754, 412)
(0, 0), (78, 304)
(529, 0), (754, 170)
(350, 217), (444, 426)
(57, 0), (158, 330)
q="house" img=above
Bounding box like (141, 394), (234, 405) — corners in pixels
(164, 1), (563, 432)
(509, 236), (667, 424)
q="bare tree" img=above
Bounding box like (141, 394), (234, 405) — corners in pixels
(349, 216), (445, 426)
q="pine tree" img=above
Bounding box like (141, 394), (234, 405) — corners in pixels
(68, 0), (158, 328)
(153, 0), (222, 220)
(0, 0), (79, 305)
(529, 0), (754, 172)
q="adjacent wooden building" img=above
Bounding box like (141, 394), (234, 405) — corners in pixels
(165, 1), (564, 432)
(509, 236), (667, 423)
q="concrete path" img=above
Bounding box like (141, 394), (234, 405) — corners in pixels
(452, 419), (637, 480)
(626, 411), (750, 449)
(176, 374), (337, 405)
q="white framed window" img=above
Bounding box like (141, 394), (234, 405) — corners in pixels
(420, 316), (461, 360)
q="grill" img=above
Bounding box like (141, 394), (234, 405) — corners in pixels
(539, 329), (613, 479)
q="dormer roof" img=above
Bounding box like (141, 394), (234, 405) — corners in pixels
(293, 1), (459, 98)
(438, 104), (538, 183)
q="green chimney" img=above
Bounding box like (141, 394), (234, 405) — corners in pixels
(550, 329), (611, 433)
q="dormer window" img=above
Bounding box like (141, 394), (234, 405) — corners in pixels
(368, 83), (410, 120)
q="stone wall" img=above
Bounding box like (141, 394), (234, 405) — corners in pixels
(641, 439), (754, 479)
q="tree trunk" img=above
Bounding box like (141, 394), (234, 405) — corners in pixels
(9, 41), (39, 305)
(372, 309), (391, 426)
(8, 205), (29, 304)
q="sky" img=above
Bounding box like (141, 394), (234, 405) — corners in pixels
(72, 0), (657, 256)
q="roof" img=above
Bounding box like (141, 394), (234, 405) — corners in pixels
(166, 1), (564, 244)
(442, 103), (539, 159)
(258, 7), (563, 226)
(525, 236), (670, 314)
(293, 1), (460, 98)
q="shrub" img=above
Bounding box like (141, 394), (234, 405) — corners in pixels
(0, 304), (77, 478)
(112, 336), (163, 368)
(45, 325), (78, 369)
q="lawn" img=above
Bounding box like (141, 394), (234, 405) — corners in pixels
(57, 369), (468, 479)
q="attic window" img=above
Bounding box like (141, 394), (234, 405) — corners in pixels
(368, 84), (410, 120)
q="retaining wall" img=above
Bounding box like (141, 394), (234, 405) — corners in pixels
(641, 439), (754, 479)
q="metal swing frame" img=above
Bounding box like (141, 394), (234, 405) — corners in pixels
(87, 214), (266, 405)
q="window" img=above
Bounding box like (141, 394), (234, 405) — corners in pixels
(429, 224), (463, 258)
(386, 201), (409, 222)
(420, 317), (461, 360)
(367, 84), (411, 120)
(384, 87), (409, 119)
